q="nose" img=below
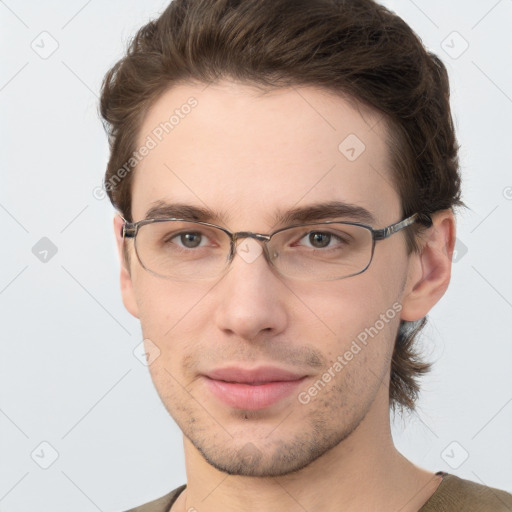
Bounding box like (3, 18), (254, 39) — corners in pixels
(213, 238), (288, 341)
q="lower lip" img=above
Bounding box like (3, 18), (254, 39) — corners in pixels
(204, 376), (307, 410)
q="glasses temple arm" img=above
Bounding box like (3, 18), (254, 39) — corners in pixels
(373, 212), (432, 241)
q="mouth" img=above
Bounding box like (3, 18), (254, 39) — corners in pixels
(202, 366), (308, 410)
(217, 380), (282, 385)
(205, 365), (307, 383)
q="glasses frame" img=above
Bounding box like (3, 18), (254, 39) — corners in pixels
(121, 212), (432, 281)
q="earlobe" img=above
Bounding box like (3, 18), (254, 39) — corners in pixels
(400, 210), (456, 322)
(113, 215), (140, 319)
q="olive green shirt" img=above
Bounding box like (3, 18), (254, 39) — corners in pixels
(126, 472), (512, 511)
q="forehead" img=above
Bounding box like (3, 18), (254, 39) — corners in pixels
(131, 80), (400, 227)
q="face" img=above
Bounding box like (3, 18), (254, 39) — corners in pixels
(116, 81), (424, 477)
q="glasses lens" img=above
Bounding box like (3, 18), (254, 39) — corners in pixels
(269, 223), (373, 280)
(133, 220), (374, 281)
(135, 221), (231, 280)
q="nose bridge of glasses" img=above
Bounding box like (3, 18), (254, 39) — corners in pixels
(228, 231), (274, 263)
(232, 231), (271, 244)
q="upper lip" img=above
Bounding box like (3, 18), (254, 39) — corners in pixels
(204, 366), (307, 384)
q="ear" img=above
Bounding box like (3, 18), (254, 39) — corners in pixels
(400, 210), (456, 321)
(113, 214), (140, 319)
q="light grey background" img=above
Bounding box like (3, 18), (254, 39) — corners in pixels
(1, 0), (511, 510)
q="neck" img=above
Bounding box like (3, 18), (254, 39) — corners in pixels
(173, 387), (442, 512)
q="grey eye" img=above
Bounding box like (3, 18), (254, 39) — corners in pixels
(179, 232), (203, 248)
(308, 232), (331, 248)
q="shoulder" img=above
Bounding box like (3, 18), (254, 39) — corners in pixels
(125, 484), (186, 512)
(420, 473), (512, 511)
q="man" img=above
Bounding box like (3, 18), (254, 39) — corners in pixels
(99, 0), (512, 510)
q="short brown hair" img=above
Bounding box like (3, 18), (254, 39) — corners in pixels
(100, 0), (462, 412)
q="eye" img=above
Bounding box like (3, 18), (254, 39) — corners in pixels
(167, 231), (210, 249)
(306, 232), (332, 249)
(298, 231), (346, 249)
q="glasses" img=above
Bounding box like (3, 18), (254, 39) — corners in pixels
(122, 212), (432, 281)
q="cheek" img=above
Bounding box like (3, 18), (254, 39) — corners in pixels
(303, 285), (401, 409)
(132, 278), (210, 405)
(285, 266), (404, 376)
(133, 270), (205, 327)
(131, 272), (213, 371)
(288, 270), (399, 334)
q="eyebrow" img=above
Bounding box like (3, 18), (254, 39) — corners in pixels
(272, 201), (376, 226)
(143, 200), (376, 226)
(144, 202), (224, 223)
